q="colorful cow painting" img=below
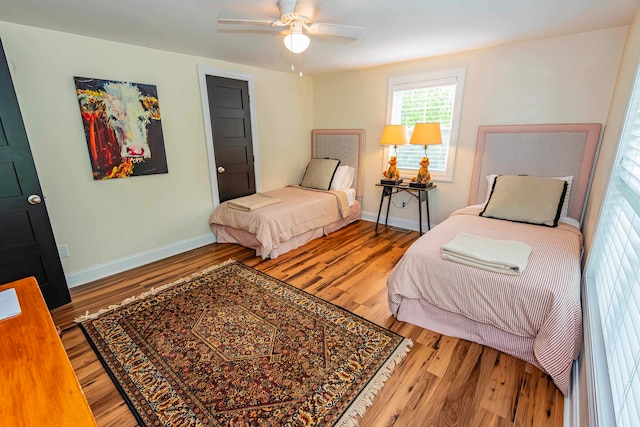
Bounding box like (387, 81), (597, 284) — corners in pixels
(74, 77), (168, 180)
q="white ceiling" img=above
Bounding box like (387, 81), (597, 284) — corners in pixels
(0, 0), (637, 76)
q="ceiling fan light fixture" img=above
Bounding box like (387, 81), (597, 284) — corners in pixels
(284, 22), (310, 54)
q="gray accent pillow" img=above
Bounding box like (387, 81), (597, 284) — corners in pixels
(480, 175), (567, 227)
(300, 158), (341, 190)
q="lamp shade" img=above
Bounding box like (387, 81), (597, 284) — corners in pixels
(379, 125), (409, 146)
(284, 22), (310, 53)
(410, 123), (442, 146)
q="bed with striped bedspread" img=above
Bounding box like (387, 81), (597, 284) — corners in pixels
(387, 206), (582, 395)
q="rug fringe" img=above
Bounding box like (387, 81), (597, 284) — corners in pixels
(74, 259), (237, 323)
(335, 337), (413, 427)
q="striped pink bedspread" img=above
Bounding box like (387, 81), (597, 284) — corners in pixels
(387, 207), (583, 395)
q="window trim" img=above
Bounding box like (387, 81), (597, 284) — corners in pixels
(582, 56), (640, 427)
(383, 68), (466, 182)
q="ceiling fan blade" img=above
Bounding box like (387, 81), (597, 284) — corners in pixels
(217, 18), (279, 26)
(306, 22), (367, 39)
(217, 28), (285, 36)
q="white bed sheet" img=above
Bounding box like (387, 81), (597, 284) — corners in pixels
(343, 188), (356, 206)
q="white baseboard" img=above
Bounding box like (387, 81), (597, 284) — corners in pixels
(66, 212), (428, 289)
(65, 233), (217, 288)
(361, 210), (437, 232)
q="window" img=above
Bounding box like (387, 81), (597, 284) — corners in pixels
(585, 61), (640, 426)
(385, 68), (465, 182)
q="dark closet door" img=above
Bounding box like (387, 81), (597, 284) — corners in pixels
(206, 75), (256, 202)
(0, 38), (70, 309)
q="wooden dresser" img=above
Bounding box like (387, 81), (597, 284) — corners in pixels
(0, 277), (97, 427)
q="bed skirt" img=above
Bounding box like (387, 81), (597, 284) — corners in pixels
(396, 297), (539, 369)
(211, 201), (361, 259)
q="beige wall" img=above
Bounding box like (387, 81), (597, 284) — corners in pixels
(583, 12), (640, 257)
(577, 9), (640, 427)
(0, 21), (313, 280)
(313, 27), (626, 227)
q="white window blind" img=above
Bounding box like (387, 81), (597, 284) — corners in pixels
(385, 69), (465, 182)
(392, 85), (455, 173)
(586, 61), (640, 427)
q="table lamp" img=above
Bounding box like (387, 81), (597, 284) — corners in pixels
(379, 124), (408, 184)
(409, 123), (442, 187)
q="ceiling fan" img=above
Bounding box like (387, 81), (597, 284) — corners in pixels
(217, 0), (367, 54)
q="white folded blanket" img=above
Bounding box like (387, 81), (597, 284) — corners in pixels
(440, 232), (532, 275)
(227, 193), (282, 212)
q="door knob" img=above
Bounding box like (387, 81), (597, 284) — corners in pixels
(218, 166), (225, 173)
(28, 194), (42, 205)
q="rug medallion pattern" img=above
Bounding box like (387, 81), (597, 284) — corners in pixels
(78, 261), (411, 426)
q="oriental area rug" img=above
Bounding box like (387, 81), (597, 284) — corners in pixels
(76, 260), (412, 426)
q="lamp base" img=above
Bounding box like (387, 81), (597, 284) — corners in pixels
(409, 182), (432, 188)
(380, 179), (403, 185)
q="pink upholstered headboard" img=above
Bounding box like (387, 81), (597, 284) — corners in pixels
(469, 123), (602, 222)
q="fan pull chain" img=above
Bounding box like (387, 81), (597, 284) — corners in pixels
(290, 52), (304, 77)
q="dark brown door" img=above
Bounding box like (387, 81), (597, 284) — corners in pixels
(206, 75), (256, 202)
(0, 38), (70, 309)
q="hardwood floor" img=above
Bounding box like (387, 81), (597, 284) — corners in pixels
(51, 220), (564, 427)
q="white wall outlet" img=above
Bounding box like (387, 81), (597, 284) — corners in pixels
(57, 244), (69, 258)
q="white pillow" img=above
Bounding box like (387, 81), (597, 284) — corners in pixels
(330, 165), (356, 190)
(330, 165), (349, 190)
(483, 174), (573, 218)
(344, 166), (355, 189)
(483, 174), (499, 205)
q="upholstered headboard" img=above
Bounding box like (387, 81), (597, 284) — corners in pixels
(312, 129), (366, 200)
(469, 123), (602, 222)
